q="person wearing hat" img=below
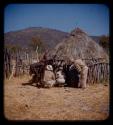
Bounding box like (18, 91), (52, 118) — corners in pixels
(43, 65), (55, 88)
(69, 57), (88, 89)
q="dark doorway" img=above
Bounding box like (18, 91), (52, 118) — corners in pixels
(63, 64), (80, 87)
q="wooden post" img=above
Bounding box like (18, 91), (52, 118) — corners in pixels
(36, 45), (39, 62)
(9, 59), (16, 80)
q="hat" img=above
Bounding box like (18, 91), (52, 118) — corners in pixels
(46, 65), (53, 71)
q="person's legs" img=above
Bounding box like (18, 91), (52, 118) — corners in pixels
(81, 66), (88, 88)
(50, 80), (56, 87)
(77, 74), (81, 88)
(44, 80), (55, 88)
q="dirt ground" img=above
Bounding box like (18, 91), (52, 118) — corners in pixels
(4, 75), (109, 120)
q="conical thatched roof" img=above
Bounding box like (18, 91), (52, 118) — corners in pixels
(47, 28), (109, 63)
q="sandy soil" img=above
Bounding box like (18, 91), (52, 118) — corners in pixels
(4, 75), (109, 120)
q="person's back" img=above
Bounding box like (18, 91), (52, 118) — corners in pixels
(43, 65), (55, 88)
(44, 70), (55, 82)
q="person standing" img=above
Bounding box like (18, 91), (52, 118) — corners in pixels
(69, 58), (88, 89)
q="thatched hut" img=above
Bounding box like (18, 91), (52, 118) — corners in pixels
(46, 28), (109, 84)
(47, 28), (109, 65)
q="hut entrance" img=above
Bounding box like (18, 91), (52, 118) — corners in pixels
(63, 64), (80, 87)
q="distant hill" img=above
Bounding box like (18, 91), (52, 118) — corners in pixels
(4, 27), (69, 50)
(90, 36), (101, 43)
(4, 27), (101, 51)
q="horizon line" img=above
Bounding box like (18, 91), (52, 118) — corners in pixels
(4, 26), (109, 36)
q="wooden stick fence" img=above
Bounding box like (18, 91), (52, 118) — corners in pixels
(4, 49), (109, 84)
(4, 49), (11, 78)
(87, 62), (109, 84)
(4, 49), (34, 78)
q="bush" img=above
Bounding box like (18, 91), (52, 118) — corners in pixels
(5, 44), (22, 53)
(99, 35), (109, 54)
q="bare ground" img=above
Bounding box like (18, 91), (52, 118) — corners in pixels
(4, 75), (109, 120)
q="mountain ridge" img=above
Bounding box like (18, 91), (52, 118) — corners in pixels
(4, 27), (101, 50)
(4, 27), (69, 49)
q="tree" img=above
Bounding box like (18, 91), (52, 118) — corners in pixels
(29, 36), (45, 53)
(99, 35), (109, 54)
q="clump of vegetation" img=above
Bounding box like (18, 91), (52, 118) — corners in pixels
(5, 44), (22, 53)
(29, 36), (45, 53)
(99, 35), (109, 54)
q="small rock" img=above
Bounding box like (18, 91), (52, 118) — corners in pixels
(65, 89), (70, 92)
(25, 104), (29, 108)
(20, 93), (24, 96)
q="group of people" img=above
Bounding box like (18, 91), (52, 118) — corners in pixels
(42, 64), (65, 88)
(41, 57), (88, 89)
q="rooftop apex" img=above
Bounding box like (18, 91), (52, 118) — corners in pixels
(70, 27), (86, 36)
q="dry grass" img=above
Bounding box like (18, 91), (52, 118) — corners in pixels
(4, 75), (109, 120)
